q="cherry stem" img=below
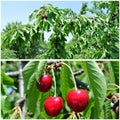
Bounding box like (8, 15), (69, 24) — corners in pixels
(62, 62), (77, 90)
(107, 83), (120, 89)
(44, 70), (46, 74)
(51, 67), (56, 97)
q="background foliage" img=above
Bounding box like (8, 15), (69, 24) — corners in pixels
(1, 1), (119, 59)
(1, 61), (119, 119)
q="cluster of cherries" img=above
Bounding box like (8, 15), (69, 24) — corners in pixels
(36, 74), (89, 117)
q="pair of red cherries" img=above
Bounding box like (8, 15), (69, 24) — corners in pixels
(36, 74), (89, 117)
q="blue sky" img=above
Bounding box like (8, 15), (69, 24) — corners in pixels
(1, 1), (93, 30)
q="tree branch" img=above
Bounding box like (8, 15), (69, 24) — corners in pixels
(74, 69), (84, 76)
(6, 71), (19, 76)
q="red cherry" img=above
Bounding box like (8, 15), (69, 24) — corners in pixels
(36, 74), (52, 92)
(44, 96), (63, 117)
(39, 13), (47, 19)
(66, 89), (89, 112)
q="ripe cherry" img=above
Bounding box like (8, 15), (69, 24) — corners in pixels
(44, 96), (63, 117)
(36, 74), (52, 92)
(39, 13), (47, 19)
(66, 89), (89, 112)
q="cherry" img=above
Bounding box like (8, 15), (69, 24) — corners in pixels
(44, 96), (63, 117)
(39, 13), (47, 19)
(36, 74), (52, 92)
(70, 20), (74, 26)
(66, 89), (89, 112)
(107, 93), (112, 99)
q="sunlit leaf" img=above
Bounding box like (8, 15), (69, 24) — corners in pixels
(81, 61), (107, 118)
(22, 61), (47, 113)
(60, 63), (74, 100)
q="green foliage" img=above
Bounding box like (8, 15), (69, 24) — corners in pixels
(1, 96), (11, 118)
(1, 22), (47, 59)
(80, 61), (107, 118)
(1, 62), (20, 119)
(108, 61), (119, 84)
(1, 49), (17, 59)
(80, 2), (87, 15)
(22, 61), (47, 113)
(1, 1), (119, 59)
(60, 63), (74, 100)
(1, 61), (119, 119)
(1, 71), (14, 86)
(39, 92), (51, 119)
(103, 99), (114, 119)
(1, 61), (19, 72)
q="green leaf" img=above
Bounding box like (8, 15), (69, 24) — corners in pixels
(11, 31), (17, 41)
(40, 111), (51, 119)
(18, 30), (25, 41)
(103, 99), (113, 119)
(39, 91), (50, 110)
(60, 63), (74, 100)
(80, 61), (107, 118)
(1, 84), (8, 95)
(39, 91), (51, 119)
(1, 96), (11, 115)
(29, 9), (39, 22)
(1, 71), (14, 86)
(22, 61), (47, 113)
(1, 49), (17, 59)
(108, 61), (119, 84)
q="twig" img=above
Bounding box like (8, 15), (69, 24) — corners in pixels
(45, 61), (63, 70)
(19, 61), (26, 119)
(6, 71), (19, 76)
(18, 62), (24, 98)
(74, 69), (84, 76)
(107, 83), (120, 89)
(75, 78), (90, 90)
(15, 97), (25, 106)
(46, 61), (84, 77)
(47, 61), (61, 65)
